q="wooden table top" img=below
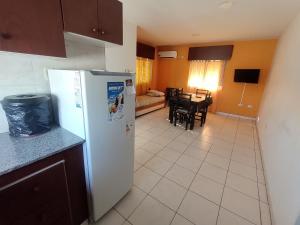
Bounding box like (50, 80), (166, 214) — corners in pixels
(190, 94), (206, 103)
(169, 93), (206, 103)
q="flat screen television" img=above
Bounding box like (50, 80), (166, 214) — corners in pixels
(234, 69), (260, 84)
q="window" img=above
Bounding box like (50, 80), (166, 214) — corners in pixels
(136, 57), (153, 95)
(188, 60), (225, 92)
(188, 60), (225, 112)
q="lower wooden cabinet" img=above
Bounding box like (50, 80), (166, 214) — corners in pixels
(0, 145), (88, 225)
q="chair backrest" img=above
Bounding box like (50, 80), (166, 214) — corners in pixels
(166, 87), (184, 98)
(178, 93), (192, 100)
(175, 93), (192, 110)
(206, 96), (213, 106)
(198, 95), (213, 112)
(169, 88), (178, 97)
(196, 89), (210, 98)
(177, 88), (184, 95)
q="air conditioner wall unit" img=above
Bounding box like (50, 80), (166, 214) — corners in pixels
(158, 51), (177, 58)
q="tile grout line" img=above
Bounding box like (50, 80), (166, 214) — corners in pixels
(133, 183), (197, 225)
(111, 116), (165, 225)
(254, 137), (273, 225)
(156, 127), (209, 225)
(124, 121), (194, 224)
(248, 119), (270, 225)
(253, 121), (271, 225)
(168, 132), (216, 225)
(133, 111), (264, 225)
(141, 120), (215, 225)
(116, 112), (173, 225)
(118, 122), (179, 224)
(214, 115), (239, 225)
(218, 207), (258, 225)
(207, 115), (264, 225)
(251, 121), (264, 225)
(219, 118), (263, 225)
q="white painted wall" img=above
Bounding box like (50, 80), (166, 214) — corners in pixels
(0, 21), (137, 133)
(0, 40), (106, 133)
(105, 21), (137, 73)
(257, 12), (300, 225)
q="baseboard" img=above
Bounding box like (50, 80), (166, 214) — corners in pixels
(255, 126), (275, 225)
(216, 111), (257, 121)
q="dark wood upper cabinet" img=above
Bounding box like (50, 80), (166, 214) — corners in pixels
(99, 0), (123, 45)
(0, 0), (66, 57)
(0, 0), (122, 56)
(61, 0), (123, 45)
(61, 0), (99, 39)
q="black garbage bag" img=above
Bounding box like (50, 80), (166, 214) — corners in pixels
(1, 94), (53, 137)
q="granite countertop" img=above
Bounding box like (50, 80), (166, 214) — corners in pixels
(0, 127), (85, 176)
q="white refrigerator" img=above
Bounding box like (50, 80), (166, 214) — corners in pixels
(48, 69), (135, 222)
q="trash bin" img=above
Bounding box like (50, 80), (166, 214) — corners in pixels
(1, 94), (53, 137)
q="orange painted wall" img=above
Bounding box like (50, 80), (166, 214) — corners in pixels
(155, 39), (278, 117)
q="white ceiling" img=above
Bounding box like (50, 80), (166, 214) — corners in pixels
(120, 0), (300, 46)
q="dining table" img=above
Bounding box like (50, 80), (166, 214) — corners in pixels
(168, 93), (207, 130)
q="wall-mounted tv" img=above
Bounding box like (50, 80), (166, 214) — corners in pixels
(234, 69), (260, 84)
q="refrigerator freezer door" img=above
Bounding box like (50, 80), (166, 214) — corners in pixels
(80, 71), (135, 221)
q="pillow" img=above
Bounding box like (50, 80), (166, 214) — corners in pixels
(147, 90), (165, 97)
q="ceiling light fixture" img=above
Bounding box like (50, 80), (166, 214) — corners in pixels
(219, 0), (233, 9)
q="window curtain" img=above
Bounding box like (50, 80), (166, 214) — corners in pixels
(188, 60), (225, 112)
(136, 57), (153, 96)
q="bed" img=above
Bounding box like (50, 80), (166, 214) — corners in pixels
(136, 94), (166, 117)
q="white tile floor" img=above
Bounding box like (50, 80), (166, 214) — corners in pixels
(94, 108), (272, 225)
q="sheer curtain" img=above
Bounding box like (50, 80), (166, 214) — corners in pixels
(188, 60), (225, 112)
(136, 57), (153, 96)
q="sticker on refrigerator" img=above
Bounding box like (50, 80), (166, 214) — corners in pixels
(107, 82), (125, 121)
(126, 120), (134, 137)
(125, 79), (136, 95)
(74, 72), (82, 108)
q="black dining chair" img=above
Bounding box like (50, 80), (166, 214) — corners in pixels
(166, 87), (184, 106)
(195, 89), (210, 98)
(167, 87), (184, 97)
(173, 93), (193, 130)
(166, 88), (176, 105)
(177, 88), (184, 95)
(195, 93), (213, 126)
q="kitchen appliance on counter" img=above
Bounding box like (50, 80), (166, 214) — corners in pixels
(48, 70), (135, 222)
(1, 94), (52, 137)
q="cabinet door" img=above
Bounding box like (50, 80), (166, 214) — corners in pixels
(0, 161), (72, 225)
(98, 0), (123, 45)
(61, 0), (99, 39)
(0, 0), (66, 57)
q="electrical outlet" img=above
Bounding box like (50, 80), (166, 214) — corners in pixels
(247, 105), (253, 108)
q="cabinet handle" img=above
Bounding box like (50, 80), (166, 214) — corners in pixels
(101, 30), (105, 35)
(92, 28), (97, 33)
(0, 32), (11, 39)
